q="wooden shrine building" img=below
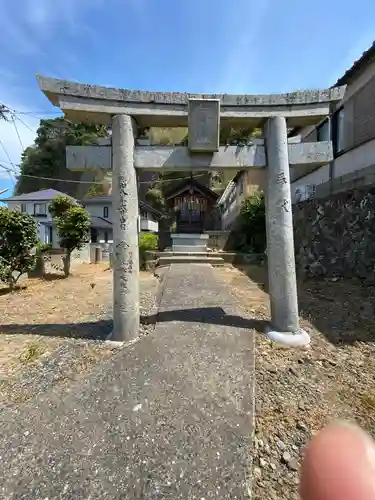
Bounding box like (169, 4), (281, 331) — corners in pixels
(164, 177), (219, 233)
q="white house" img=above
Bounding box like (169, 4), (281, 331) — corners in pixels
(2, 189), (66, 247)
(1, 189), (162, 248)
(217, 169), (266, 230)
(290, 41), (375, 202)
(80, 195), (161, 244)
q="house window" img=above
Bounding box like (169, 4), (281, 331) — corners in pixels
(238, 176), (244, 196)
(91, 228), (98, 243)
(140, 210), (148, 219)
(306, 184), (316, 200)
(104, 231), (109, 243)
(20, 203), (26, 213)
(47, 226), (53, 244)
(103, 206), (109, 218)
(317, 119), (330, 142)
(333, 107), (345, 154)
(34, 203), (46, 215)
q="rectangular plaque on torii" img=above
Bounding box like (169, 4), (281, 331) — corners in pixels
(188, 98), (220, 153)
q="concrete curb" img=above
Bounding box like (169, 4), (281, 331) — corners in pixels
(153, 264), (171, 313)
(246, 314), (257, 499)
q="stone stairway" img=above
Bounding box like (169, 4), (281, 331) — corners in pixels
(158, 250), (226, 266)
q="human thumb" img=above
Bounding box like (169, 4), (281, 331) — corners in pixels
(300, 421), (375, 500)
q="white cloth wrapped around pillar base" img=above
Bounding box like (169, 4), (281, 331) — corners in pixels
(265, 325), (311, 347)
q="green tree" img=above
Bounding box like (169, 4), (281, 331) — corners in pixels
(0, 208), (38, 289)
(15, 118), (109, 197)
(143, 126), (263, 213)
(49, 195), (90, 276)
(239, 193), (266, 253)
(145, 187), (165, 213)
(86, 178), (111, 197)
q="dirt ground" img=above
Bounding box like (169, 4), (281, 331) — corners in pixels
(0, 262), (158, 408)
(215, 264), (375, 500)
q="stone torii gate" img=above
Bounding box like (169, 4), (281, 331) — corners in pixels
(36, 75), (345, 347)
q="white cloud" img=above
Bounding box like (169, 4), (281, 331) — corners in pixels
(213, 0), (270, 94)
(0, 3), (42, 56)
(0, 0), (96, 183)
(0, 0), (105, 56)
(0, 0), (98, 179)
(24, 0), (106, 35)
(327, 30), (375, 85)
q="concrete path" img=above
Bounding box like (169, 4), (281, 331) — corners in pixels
(0, 264), (255, 500)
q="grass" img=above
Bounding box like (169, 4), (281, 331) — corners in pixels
(360, 391), (375, 412)
(19, 342), (45, 364)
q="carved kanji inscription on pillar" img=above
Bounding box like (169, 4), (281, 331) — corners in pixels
(188, 98), (220, 152)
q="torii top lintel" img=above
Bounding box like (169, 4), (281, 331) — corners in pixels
(36, 74), (346, 129)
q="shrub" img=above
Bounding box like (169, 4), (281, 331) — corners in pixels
(139, 232), (159, 269)
(0, 207), (38, 289)
(49, 195), (90, 276)
(238, 193), (266, 253)
(139, 232), (159, 251)
(36, 242), (52, 254)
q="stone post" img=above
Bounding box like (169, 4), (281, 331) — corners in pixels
(264, 116), (310, 346)
(111, 114), (140, 342)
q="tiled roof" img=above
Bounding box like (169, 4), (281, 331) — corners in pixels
(81, 196), (112, 204)
(139, 200), (163, 218)
(164, 177), (218, 201)
(89, 216), (113, 228)
(1, 189), (71, 202)
(81, 195), (163, 218)
(44, 216), (113, 228)
(1, 191), (163, 218)
(288, 42), (375, 138)
(334, 41), (375, 87)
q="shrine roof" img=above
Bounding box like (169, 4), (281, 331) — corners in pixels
(164, 177), (219, 202)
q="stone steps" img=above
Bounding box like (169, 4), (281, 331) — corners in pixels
(162, 251), (214, 257)
(172, 245), (207, 252)
(158, 254), (226, 266)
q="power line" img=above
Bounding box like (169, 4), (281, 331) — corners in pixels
(0, 163), (17, 175)
(12, 110), (61, 116)
(0, 163), (16, 184)
(12, 114), (36, 134)
(11, 116), (24, 150)
(0, 164), (206, 185)
(0, 138), (15, 167)
(0, 104), (60, 117)
(0, 138), (17, 182)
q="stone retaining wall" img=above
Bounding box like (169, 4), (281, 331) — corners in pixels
(206, 231), (231, 251)
(293, 187), (375, 281)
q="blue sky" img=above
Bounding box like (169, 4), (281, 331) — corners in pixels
(1, 0), (375, 194)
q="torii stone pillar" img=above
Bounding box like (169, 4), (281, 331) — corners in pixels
(111, 114), (139, 341)
(264, 117), (309, 346)
(36, 75), (346, 347)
